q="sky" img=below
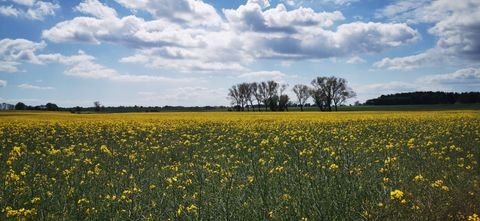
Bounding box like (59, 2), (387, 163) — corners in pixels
(0, 0), (479, 107)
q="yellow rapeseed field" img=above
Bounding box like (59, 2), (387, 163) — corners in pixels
(1, 111), (479, 220)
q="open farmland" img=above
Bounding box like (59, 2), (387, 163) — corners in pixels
(1, 111), (480, 220)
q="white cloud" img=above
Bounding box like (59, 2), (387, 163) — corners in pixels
(0, 0), (59, 20)
(119, 44), (248, 72)
(0, 38), (47, 72)
(136, 87), (227, 106)
(320, 0), (358, 6)
(374, 0), (480, 69)
(0, 79), (7, 87)
(248, 0), (270, 8)
(74, 0), (117, 19)
(0, 5), (19, 17)
(11, 0), (36, 7)
(238, 70), (288, 82)
(18, 83), (54, 90)
(418, 67), (480, 85)
(42, 0), (419, 73)
(0, 61), (21, 72)
(41, 51), (197, 83)
(224, 3), (345, 32)
(250, 22), (419, 59)
(114, 0), (222, 27)
(346, 56), (366, 64)
(372, 49), (449, 70)
(0, 38), (198, 83)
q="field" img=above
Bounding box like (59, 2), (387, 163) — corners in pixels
(1, 111), (480, 220)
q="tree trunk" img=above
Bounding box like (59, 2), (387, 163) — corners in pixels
(300, 105), (303, 112)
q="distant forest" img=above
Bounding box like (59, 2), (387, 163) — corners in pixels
(366, 92), (480, 105)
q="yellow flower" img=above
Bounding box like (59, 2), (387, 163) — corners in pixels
(431, 179), (443, 188)
(77, 198), (89, 204)
(176, 204), (183, 216)
(31, 197), (41, 204)
(100, 145), (113, 156)
(468, 213), (480, 221)
(414, 175), (424, 182)
(390, 189), (404, 200)
(329, 163), (339, 171)
(186, 204), (198, 214)
(247, 176), (255, 183)
(267, 211), (273, 219)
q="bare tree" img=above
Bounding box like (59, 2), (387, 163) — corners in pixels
(292, 84), (310, 111)
(250, 82), (263, 111)
(258, 81), (269, 111)
(94, 101), (101, 112)
(332, 78), (356, 111)
(310, 77), (330, 111)
(310, 76), (356, 111)
(228, 85), (241, 110)
(266, 81), (280, 111)
(238, 83), (251, 111)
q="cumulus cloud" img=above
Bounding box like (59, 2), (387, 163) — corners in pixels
(0, 5), (19, 17)
(250, 22), (419, 59)
(0, 38), (47, 72)
(0, 79), (7, 87)
(418, 67), (480, 85)
(0, 0), (59, 20)
(11, 0), (36, 7)
(374, 0), (480, 69)
(74, 0), (117, 19)
(0, 61), (21, 72)
(224, 3), (345, 32)
(373, 49), (449, 70)
(238, 70), (288, 82)
(114, 0), (222, 27)
(0, 38), (196, 83)
(18, 83), (55, 90)
(320, 0), (359, 6)
(41, 0), (419, 72)
(346, 56), (366, 64)
(41, 51), (197, 83)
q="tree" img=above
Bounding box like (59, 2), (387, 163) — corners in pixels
(310, 77), (329, 111)
(15, 102), (27, 110)
(250, 82), (263, 111)
(258, 82), (269, 111)
(310, 76), (355, 111)
(292, 84), (310, 111)
(46, 103), (58, 111)
(278, 94), (290, 111)
(238, 83), (252, 111)
(265, 81), (280, 111)
(94, 101), (102, 112)
(228, 85), (241, 111)
(331, 78), (356, 111)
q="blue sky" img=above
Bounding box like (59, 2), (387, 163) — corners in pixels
(0, 0), (479, 107)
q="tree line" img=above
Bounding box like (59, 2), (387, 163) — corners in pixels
(14, 102), (59, 111)
(365, 92), (480, 105)
(228, 76), (356, 111)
